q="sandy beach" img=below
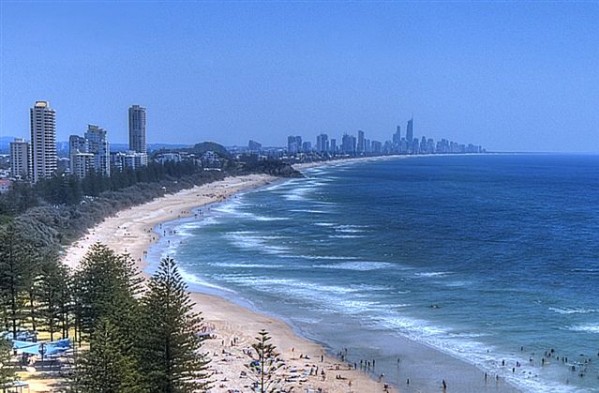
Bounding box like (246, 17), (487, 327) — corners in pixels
(58, 172), (398, 393)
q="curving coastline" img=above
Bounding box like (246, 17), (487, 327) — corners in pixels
(60, 157), (530, 393)
(61, 172), (397, 393)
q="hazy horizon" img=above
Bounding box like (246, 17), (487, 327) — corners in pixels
(1, 2), (597, 153)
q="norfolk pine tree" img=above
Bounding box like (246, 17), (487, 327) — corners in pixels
(246, 329), (290, 393)
(73, 318), (146, 393)
(72, 243), (143, 344)
(139, 257), (211, 393)
(0, 339), (16, 391)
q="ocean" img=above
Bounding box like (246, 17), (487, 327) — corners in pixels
(149, 154), (599, 393)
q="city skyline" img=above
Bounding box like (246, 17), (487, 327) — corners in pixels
(5, 100), (482, 153)
(1, 2), (597, 152)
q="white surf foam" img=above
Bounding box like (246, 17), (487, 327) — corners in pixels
(290, 209), (331, 214)
(568, 323), (599, 333)
(549, 307), (599, 315)
(177, 267), (233, 293)
(333, 224), (370, 233)
(313, 261), (393, 271)
(328, 234), (364, 239)
(314, 222), (335, 227)
(414, 271), (453, 278)
(282, 255), (359, 260)
(225, 231), (290, 255)
(211, 262), (285, 269)
(213, 201), (288, 222)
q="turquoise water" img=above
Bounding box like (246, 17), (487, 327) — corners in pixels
(150, 154), (599, 393)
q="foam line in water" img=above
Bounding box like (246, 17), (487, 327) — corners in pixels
(568, 323), (599, 333)
(213, 201), (287, 222)
(177, 267), (233, 293)
(281, 255), (359, 260)
(224, 231), (290, 255)
(414, 271), (453, 278)
(290, 209), (331, 214)
(211, 262), (285, 269)
(313, 261), (393, 271)
(549, 307), (599, 315)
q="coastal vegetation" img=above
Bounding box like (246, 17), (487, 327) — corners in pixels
(0, 143), (300, 246)
(246, 329), (288, 393)
(0, 339), (16, 387)
(0, 242), (212, 392)
(0, 147), (301, 391)
(72, 250), (211, 393)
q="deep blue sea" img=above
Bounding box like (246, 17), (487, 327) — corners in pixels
(150, 154), (599, 393)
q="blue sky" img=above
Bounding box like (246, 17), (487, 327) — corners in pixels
(1, 1), (597, 152)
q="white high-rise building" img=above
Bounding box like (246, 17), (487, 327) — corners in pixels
(128, 105), (147, 154)
(30, 101), (57, 183)
(10, 138), (29, 179)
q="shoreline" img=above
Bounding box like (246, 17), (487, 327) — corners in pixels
(61, 171), (398, 393)
(58, 155), (525, 393)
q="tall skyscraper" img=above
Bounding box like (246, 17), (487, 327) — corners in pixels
(406, 118), (414, 145)
(30, 101), (57, 183)
(287, 135), (302, 154)
(357, 130), (365, 154)
(128, 105), (146, 153)
(10, 138), (29, 179)
(393, 126), (401, 147)
(85, 124), (110, 176)
(316, 133), (329, 152)
(341, 133), (357, 154)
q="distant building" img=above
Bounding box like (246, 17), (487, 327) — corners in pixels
(287, 135), (302, 154)
(371, 140), (382, 154)
(427, 138), (435, 154)
(420, 136), (428, 154)
(330, 138), (337, 153)
(412, 138), (420, 154)
(248, 140), (262, 151)
(10, 138), (29, 179)
(112, 150), (148, 171)
(341, 133), (356, 154)
(393, 126), (401, 150)
(357, 130), (365, 154)
(406, 118), (414, 153)
(128, 105), (147, 154)
(316, 133), (329, 153)
(302, 141), (312, 152)
(364, 138), (371, 153)
(71, 152), (95, 178)
(85, 124), (110, 176)
(69, 135), (89, 177)
(156, 152), (181, 164)
(201, 151), (223, 168)
(30, 101), (57, 183)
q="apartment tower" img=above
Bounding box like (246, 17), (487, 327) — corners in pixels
(10, 138), (30, 179)
(85, 124), (110, 176)
(30, 101), (57, 183)
(128, 105), (147, 154)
